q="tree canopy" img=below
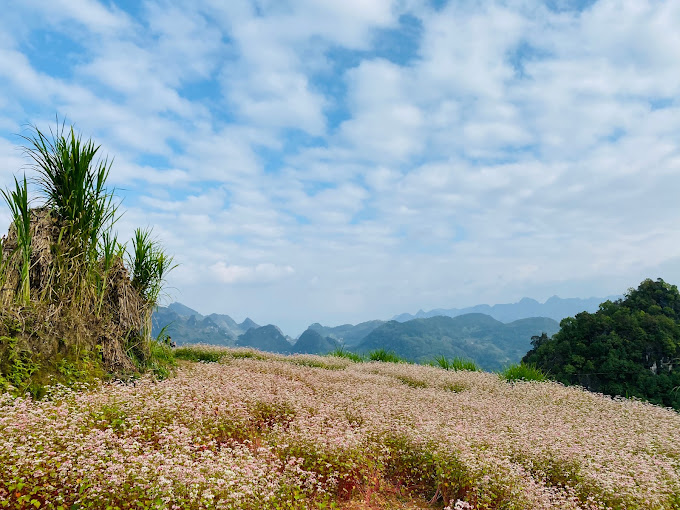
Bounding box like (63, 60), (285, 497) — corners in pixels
(523, 278), (680, 409)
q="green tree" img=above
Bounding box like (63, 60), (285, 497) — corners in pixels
(523, 279), (680, 409)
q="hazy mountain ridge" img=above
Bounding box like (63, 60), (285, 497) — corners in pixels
(357, 314), (560, 370)
(393, 295), (622, 323)
(307, 320), (385, 347)
(153, 301), (561, 367)
(151, 304), (260, 346)
(292, 329), (340, 355)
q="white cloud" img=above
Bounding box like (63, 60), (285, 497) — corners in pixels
(2, 0), (680, 334)
(22, 0), (132, 34)
(211, 262), (295, 284)
(339, 59), (425, 161)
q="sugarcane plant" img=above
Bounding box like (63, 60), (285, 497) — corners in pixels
(126, 227), (176, 364)
(0, 120), (176, 391)
(1, 175), (32, 306)
(22, 123), (119, 307)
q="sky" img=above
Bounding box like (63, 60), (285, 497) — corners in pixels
(1, 0), (679, 336)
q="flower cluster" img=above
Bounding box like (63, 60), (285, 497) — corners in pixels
(1, 347), (679, 509)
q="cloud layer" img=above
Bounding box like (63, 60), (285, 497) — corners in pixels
(1, 0), (679, 334)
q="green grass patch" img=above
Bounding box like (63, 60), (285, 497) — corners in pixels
(292, 358), (347, 370)
(146, 340), (176, 380)
(174, 345), (225, 363)
(228, 349), (269, 360)
(394, 375), (429, 389)
(442, 382), (468, 393)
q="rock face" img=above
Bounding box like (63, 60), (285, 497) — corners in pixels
(236, 325), (292, 354)
(293, 329), (340, 355)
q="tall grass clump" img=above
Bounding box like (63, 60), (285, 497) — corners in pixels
(26, 124), (118, 306)
(0, 121), (176, 395)
(432, 355), (480, 372)
(1, 176), (32, 305)
(328, 346), (364, 362)
(368, 348), (406, 363)
(126, 227), (176, 364)
(501, 362), (547, 382)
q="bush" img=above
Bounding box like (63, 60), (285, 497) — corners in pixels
(0, 121), (175, 394)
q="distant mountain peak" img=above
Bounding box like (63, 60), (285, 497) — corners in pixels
(519, 297), (539, 304)
(262, 324), (284, 335)
(167, 302), (202, 318)
(393, 295), (622, 324)
(293, 328), (339, 355)
(240, 318), (258, 330)
(237, 324), (291, 354)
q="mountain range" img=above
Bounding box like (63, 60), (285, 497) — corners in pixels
(151, 302), (263, 346)
(151, 295), (594, 368)
(392, 295), (621, 323)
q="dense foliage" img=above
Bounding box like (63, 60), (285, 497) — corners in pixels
(523, 278), (680, 409)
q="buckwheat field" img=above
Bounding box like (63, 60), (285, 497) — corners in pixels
(2, 347), (679, 509)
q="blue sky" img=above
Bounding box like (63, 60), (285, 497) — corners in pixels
(1, 0), (679, 335)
